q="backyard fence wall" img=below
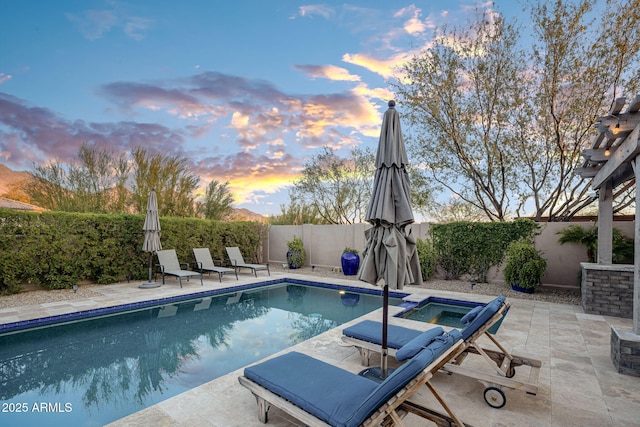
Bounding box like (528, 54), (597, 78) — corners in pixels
(266, 220), (635, 287)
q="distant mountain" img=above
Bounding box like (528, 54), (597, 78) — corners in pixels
(228, 208), (267, 223)
(0, 164), (33, 200)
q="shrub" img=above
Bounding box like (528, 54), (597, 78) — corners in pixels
(0, 209), (265, 293)
(430, 219), (538, 281)
(416, 238), (437, 281)
(503, 241), (547, 290)
(286, 236), (306, 268)
(343, 247), (358, 255)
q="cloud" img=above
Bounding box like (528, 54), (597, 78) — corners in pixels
(66, 8), (152, 40)
(294, 64), (361, 82)
(296, 4), (334, 19)
(100, 71), (383, 151)
(394, 5), (433, 36)
(66, 9), (118, 40)
(193, 151), (302, 204)
(123, 16), (153, 40)
(0, 73), (12, 85)
(0, 92), (184, 169)
(342, 51), (412, 79)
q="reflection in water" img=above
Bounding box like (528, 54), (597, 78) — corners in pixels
(0, 283), (399, 426)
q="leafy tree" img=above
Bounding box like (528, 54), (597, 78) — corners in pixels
(198, 180), (235, 220)
(130, 147), (199, 217)
(394, 0), (640, 222)
(289, 146), (375, 224)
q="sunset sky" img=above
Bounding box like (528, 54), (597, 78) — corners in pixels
(0, 1), (523, 217)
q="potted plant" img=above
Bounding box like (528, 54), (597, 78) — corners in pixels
(341, 247), (360, 276)
(503, 241), (546, 294)
(286, 236), (306, 269)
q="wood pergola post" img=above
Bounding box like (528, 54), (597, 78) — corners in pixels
(634, 159), (640, 335)
(597, 184), (613, 264)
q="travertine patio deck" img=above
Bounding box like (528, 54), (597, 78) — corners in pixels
(1, 271), (638, 426)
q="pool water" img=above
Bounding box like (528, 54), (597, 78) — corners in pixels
(399, 298), (503, 334)
(0, 281), (403, 427)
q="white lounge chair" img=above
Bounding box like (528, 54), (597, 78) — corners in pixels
(155, 249), (203, 288)
(193, 248), (237, 282)
(225, 246), (270, 277)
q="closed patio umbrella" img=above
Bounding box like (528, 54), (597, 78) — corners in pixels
(140, 189), (162, 289)
(358, 100), (422, 379)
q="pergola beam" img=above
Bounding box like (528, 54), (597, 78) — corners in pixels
(592, 124), (640, 189)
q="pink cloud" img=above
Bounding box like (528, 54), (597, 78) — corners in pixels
(0, 93), (185, 169)
(0, 73), (12, 85)
(99, 71), (383, 151)
(294, 64), (361, 82)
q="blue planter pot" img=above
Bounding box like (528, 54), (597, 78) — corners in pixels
(286, 250), (297, 269)
(341, 252), (360, 276)
(511, 285), (535, 294)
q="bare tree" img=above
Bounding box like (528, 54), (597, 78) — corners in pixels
(269, 202), (325, 225)
(429, 199), (488, 223)
(394, 0), (640, 221)
(289, 146), (374, 224)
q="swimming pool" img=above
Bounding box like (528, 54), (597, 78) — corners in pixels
(0, 279), (404, 427)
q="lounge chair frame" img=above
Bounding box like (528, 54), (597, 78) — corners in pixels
(239, 339), (472, 427)
(341, 299), (541, 409)
(155, 249), (203, 288)
(225, 246), (270, 277)
(193, 248), (238, 282)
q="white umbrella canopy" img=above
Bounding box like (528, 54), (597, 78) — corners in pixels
(140, 189), (162, 289)
(358, 100), (423, 379)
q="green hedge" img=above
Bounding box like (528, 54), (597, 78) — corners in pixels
(429, 219), (538, 282)
(0, 209), (267, 294)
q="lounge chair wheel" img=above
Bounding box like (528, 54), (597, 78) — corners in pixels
(484, 386), (506, 409)
(505, 364), (516, 378)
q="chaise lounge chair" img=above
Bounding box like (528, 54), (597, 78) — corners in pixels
(193, 248), (238, 282)
(239, 328), (471, 427)
(225, 246), (270, 277)
(155, 249), (203, 288)
(341, 295), (541, 409)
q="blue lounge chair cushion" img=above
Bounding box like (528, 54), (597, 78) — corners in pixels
(244, 329), (462, 427)
(460, 305), (483, 324)
(395, 327), (445, 361)
(460, 296), (505, 340)
(343, 320), (423, 348)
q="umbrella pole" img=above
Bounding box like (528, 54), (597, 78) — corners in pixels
(381, 284), (389, 379)
(139, 251), (161, 288)
(148, 252), (153, 282)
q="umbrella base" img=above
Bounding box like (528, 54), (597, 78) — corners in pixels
(138, 281), (161, 289)
(358, 366), (396, 383)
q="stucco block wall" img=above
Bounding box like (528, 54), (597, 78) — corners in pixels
(267, 221), (634, 286)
